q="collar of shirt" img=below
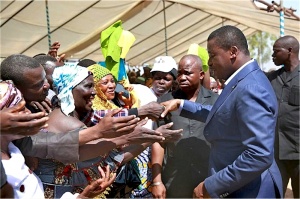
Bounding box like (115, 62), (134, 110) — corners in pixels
(224, 59), (254, 86)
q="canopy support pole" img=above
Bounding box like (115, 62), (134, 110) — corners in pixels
(45, 0), (51, 49)
(163, 0), (168, 56)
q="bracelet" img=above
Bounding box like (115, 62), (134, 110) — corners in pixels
(151, 181), (163, 186)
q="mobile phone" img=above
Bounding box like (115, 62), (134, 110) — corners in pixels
(115, 83), (130, 98)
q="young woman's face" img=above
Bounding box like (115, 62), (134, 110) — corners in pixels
(97, 74), (116, 100)
(72, 75), (95, 113)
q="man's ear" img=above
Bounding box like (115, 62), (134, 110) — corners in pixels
(199, 70), (205, 80)
(288, 47), (292, 54)
(230, 46), (238, 58)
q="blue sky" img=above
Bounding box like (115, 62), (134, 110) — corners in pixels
(280, 0), (299, 15)
(262, 0), (299, 15)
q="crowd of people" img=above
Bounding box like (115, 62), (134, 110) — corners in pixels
(0, 25), (299, 199)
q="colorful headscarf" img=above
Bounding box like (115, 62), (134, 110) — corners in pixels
(87, 64), (119, 110)
(0, 80), (23, 110)
(88, 64), (111, 82)
(52, 64), (91, 115)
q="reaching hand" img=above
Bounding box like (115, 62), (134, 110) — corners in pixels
(137, 101), (165, 120)
(78, 165), (116, 198)
(193, 181), (210, 199)
(0, 100), (48, 135)
(47, 41), (66, 63)
(117, 92), (133, 108)
(160, 99), (182, 118)
(156, 122), (183, 142)
(96, 108), (140, 139)
(29, 98), (52, 114)
(125, 118), (165, 143)
(151, 182), (166, 199)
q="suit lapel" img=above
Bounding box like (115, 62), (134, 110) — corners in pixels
(205, 60), (261, 125)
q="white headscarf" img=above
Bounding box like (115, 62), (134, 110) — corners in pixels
(52, 64), (90, 115)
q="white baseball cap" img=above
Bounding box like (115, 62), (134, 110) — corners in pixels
(151, 56), (177, 78)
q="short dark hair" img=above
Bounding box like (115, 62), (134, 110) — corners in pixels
(208, 25), (250, 56)
(77, 59), (96, 68)
(32, 53), (47, 58)
(1, 54), (41, 85)
(34, 54), (57, 64)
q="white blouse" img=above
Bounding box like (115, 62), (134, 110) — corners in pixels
(2, 142), (44, 199)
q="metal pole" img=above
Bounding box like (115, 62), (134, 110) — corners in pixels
(280, 0), (284, 37)
(162, 0), (168, 56)
(45, 0), (51, 48)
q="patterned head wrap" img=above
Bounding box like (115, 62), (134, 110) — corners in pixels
(87, 64), (118, 110)
(0, 80), (23, 110)
(87, 64), (112, 82)
(52, 64), (91, 115)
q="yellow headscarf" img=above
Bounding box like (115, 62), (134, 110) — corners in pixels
(87, 64), (118, 110)
(88, 64), (140, 110)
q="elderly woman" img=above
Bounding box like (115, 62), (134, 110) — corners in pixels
(0, 81), (114, 199)
(34, 64), (181, 198)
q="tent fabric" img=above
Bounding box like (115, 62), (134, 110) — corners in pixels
(1, 0), (299, 66)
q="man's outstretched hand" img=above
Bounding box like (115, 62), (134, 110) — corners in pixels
(156, 122), (183, 142)
(160, 99), (182, 118)
(1, 100), (48, 135)
(96, 108), (140, 139)
(137, 102), (165, 120)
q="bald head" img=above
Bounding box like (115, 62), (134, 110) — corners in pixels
(179, 54), (203, 71)
(275, 35), (299, 54)
(272, 35), (299, 69)
(177, 54), (205, 94)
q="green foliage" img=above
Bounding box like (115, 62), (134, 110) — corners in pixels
(247, 31), (277, 69)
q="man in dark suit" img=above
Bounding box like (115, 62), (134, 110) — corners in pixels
(151, 55), (218, 198)
(266, 35), (299, 198)
(160, 25), (283, 198)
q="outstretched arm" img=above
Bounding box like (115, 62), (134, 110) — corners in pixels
(151, 142), (166, 199)
(160, 99), (212, 123)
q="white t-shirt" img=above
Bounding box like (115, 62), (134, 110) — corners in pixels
(2, 142), (44, 199)
(132, 84), (157, 130)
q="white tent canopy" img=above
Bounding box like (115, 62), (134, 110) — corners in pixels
(1, 0), (299, 66)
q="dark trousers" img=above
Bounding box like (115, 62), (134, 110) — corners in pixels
(275, 159), (299, 198)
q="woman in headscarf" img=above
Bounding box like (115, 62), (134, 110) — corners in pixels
(87, 63), (138, 110)
(87, 64), (143, 198)
(33, 64), (123, 198)
(34, 64), (171, 199)
(0, 81), (113, 199)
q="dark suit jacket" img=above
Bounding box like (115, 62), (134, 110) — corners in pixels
(266, 65), (299, 160)
(156, 86), (218, 198)
(180, 60), (283, 198)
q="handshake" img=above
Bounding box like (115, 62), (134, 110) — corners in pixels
(99, 101), (183, 144)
